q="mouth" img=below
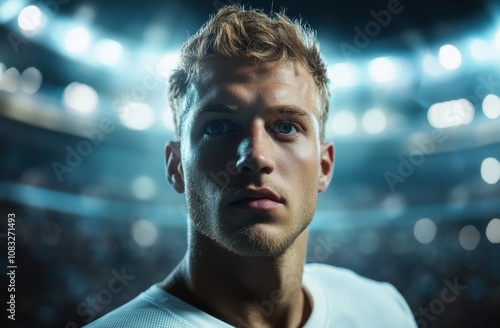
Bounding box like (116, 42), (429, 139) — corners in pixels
(229, 188), (284, 211)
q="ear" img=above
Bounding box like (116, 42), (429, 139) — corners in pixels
(165, 141), (185, 193)
(318, 141), (334, 193)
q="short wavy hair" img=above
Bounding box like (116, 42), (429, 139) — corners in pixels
(168, 5), (329, 141)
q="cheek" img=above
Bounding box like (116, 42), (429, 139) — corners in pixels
(279, 142), (320, 181)
(183, 142), (237, 189)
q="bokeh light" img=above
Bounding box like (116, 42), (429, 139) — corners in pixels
(131, 176), (157, 200)
(0, 67), (20, 93)
(94, 39), (123, 66)
(469, 38), (491, 61)
(17, 5), (43, 32)
(328, 63), (359, 88)
(119, 102), (154, 130)
(368, 57), (397, 83)
(62, 82), (99, 114)
(480, 157), (500, 185)
(427, 99), (474, 128)
(422, 54), (444, 77)
(458, 225), (481, 251)
(131, 219), (158, 247)
(382, 194), (406, 217)
(20, 67), (43, 94)
(362, 108), (387, 134)
(482, 94), (500, 119)
(413, 218), (437, 244)
(0, 0), (26, 23)
(439, 44), (462, 70)
(485, 218), (500, 244)
(330, 110), (357, 135)
(157, 52), (180, 78)
(64, 27), (90, 54)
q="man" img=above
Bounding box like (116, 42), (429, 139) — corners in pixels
(87, 5), (417, 327)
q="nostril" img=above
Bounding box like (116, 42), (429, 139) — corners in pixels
(236, 151), (258, 172)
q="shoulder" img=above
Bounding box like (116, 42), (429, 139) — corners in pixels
(305, 262), (399, 295)
(304, 263), (417, 327)
(84, 286), (196, 328)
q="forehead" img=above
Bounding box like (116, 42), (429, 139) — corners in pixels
(188, 57), (321, 115)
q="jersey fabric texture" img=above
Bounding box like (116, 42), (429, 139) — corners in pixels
(85, 263), (417, 327)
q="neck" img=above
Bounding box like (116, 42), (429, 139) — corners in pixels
(161, 226), (311, 328)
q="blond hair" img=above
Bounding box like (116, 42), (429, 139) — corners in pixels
(168, 5), (329, 140)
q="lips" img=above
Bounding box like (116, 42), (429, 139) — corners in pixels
(229, 188), (284, 210)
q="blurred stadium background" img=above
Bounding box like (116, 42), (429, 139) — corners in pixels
(0, 0), (499, 327)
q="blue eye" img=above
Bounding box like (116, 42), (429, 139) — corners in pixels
(204, 121), (234, 135)
(272, 122), (298, 135)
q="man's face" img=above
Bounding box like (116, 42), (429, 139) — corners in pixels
(169, 57), (333, 257)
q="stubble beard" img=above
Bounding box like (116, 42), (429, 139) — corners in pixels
(186, 181), (315, 258)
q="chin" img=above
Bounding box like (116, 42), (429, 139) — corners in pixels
(221, 223), (301, 258)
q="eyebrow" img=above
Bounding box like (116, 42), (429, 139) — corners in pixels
(196, 104), (310, 118)
(197, 104), (240, 114)
(272, 106), (309, 117)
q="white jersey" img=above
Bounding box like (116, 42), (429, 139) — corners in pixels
(85, 263), (417, 327)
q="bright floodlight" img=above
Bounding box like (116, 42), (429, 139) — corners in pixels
(63, 82), (98, 114)
(486, 218), (500, 244)
(427, 99), (474, 128)
(481, 157), (500, 185)
(20, 67), (43, 94)
(469, 38), (490, 61)
(328, 63), (358, 88)
(94, 39), (123, 66)
(482, 94), (500, 119)
(119, 102), (154, 130)
(18, 5), (43, 32)
(157, 52), (180, 78)
(362, 108), (386, 134)
(64, 27), (90, 54)
(413, 218), (437, 244)
(439, 44), (462, 70)
(330, 110), (356, 135)
(368, 57), (397, 83)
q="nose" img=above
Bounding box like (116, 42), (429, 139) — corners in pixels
(235, 121), (275, 174)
